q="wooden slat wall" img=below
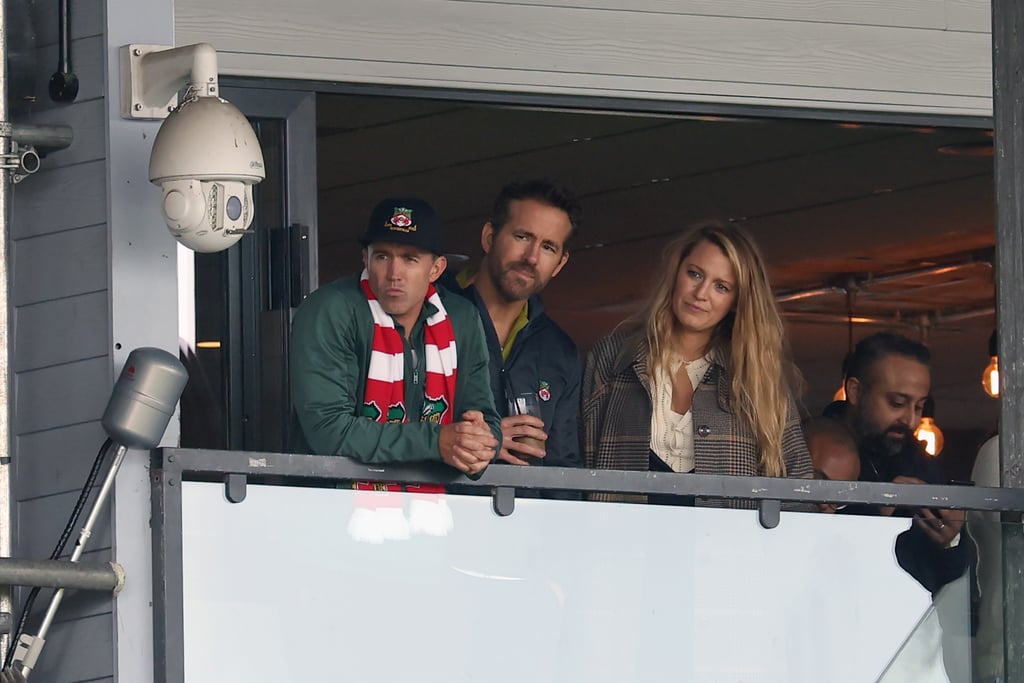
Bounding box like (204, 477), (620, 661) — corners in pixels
(9, 0), (114, 679)
(176, 0), (992, 116)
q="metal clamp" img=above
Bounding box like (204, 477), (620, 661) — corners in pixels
(492, 486), (516, 517)
(224, 473), (247, 503)
(758, 499), (781, 529)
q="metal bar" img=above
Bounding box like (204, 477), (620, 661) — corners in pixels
(224, 75), (994, 130)
(862, 261), (991, 287)
(7, 124), (72, 153)
(936, 307), (997, 324)
(775, 286), (846, 303)
(0, 559), (123, 592)
(782, 308), (996, 327)
(28, 445), (127, 677)
(151, 450), (184, 683)
(776, 260), (993, 304)
(0, 0), (13, 661)
(780, 312), (909, 326)
(157, 448), (1024, 512)
(993, 0), (1024, 680)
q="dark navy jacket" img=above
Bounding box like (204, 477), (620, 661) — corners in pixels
(827, 401), (978, 631)
(441, 272), (582, 468)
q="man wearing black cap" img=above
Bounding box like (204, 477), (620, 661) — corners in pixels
(290, 198), (501, 475)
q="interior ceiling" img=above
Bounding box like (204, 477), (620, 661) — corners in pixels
(315, 93), (998, 437)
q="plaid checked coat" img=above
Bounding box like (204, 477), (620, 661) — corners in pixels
(581, 329), (812, 480)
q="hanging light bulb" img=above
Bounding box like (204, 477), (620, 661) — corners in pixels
(833, 293), (856, 403)
(982, 330), (999, 398)
(914, 397), (944, 456)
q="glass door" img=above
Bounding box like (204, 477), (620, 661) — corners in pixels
(179, 87), (317, 452)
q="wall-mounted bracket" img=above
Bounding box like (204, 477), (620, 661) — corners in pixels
(119, 43), (220, 120)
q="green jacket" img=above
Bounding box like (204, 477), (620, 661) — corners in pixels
(290, 275), (501, 464)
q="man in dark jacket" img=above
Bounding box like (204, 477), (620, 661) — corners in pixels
(827, 332), (976, 617)
(445, 179), (582, 469)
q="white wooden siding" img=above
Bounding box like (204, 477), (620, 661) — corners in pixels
(176, 0), (992, 117)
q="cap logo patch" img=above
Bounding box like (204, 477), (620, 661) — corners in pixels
(387, 207), (416, 233)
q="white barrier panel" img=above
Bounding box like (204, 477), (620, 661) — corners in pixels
(178, 482), (964, 683)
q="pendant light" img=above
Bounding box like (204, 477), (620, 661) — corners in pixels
(833, 289), (855, 401)
(914, 397), (944, 457)
(982, 330), (999, 398)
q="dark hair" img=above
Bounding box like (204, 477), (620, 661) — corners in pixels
(802, 416), (858, 453)
(489, 179), (582, 243)
(845, 331), (930, 386)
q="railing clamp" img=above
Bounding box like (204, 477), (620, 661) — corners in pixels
(492, 486), (515, 517)
(758, 499), (781, 529)
(224, 473), (247, 503)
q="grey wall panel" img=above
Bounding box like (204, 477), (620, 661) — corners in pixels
(176, 0), (993, 116)
(17, 490), (111, 559)
(11, 224), (107, 306)
(27, 613), (114, 683)
(32, 0), (105, 46)
(14, 357), (109, 436)
(14, 292), (109, 372)
(11, 160), (106, 240)
(10, 3), (114, 681)
(450, 0), (969, 30)
(946, 0), (992, 31)
(15, 421), (108, 501)
(27, 35), (106, 114)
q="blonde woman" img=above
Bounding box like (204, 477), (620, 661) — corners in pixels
(581, 223), (811, 497)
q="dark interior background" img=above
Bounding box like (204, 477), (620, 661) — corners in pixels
(315, 92), (999, 478)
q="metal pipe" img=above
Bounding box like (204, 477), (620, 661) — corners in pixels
(781, 311), (910, 326)
(47, 0), (77, 103)
(19, 445), (127, 679)
(775, 259), (993, 304)
(936, 307), (996, 324)
(0, 559), (124, 593)
(861, 261), (991, 287)
(775, 286), (846, 303)
(8, 125), (72, 154)
(0, 0), (13, 662)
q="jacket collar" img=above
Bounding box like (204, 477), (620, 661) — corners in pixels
(615, 333), (733, 413)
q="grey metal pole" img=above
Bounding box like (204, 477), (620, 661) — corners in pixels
(14, 444), (127, 680)
(7, 125), (72, 153)
(993, 0), (1024, 680)
(0, 559), (124, 593)
(0, 0), (15, 664)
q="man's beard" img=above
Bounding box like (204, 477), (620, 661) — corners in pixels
(488, 259), (541, 303)
(861, 421), (918, 458)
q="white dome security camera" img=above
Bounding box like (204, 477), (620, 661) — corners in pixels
(121, 43), (266, 253)
(149, 95), (265, 253)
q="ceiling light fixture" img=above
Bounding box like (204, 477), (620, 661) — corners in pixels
(914, 397), (944, 457)
(833, 286), (856, 402)
(982, 329), (1000, 398)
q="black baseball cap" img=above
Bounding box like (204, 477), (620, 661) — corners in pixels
(359, 197), (444, 255)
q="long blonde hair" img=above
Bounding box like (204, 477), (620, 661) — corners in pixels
(631, 222), (794, 477)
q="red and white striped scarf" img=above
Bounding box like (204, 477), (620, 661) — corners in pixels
(360, 269), (458, 427)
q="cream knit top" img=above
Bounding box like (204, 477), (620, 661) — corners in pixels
(650, 354), (712, 473)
